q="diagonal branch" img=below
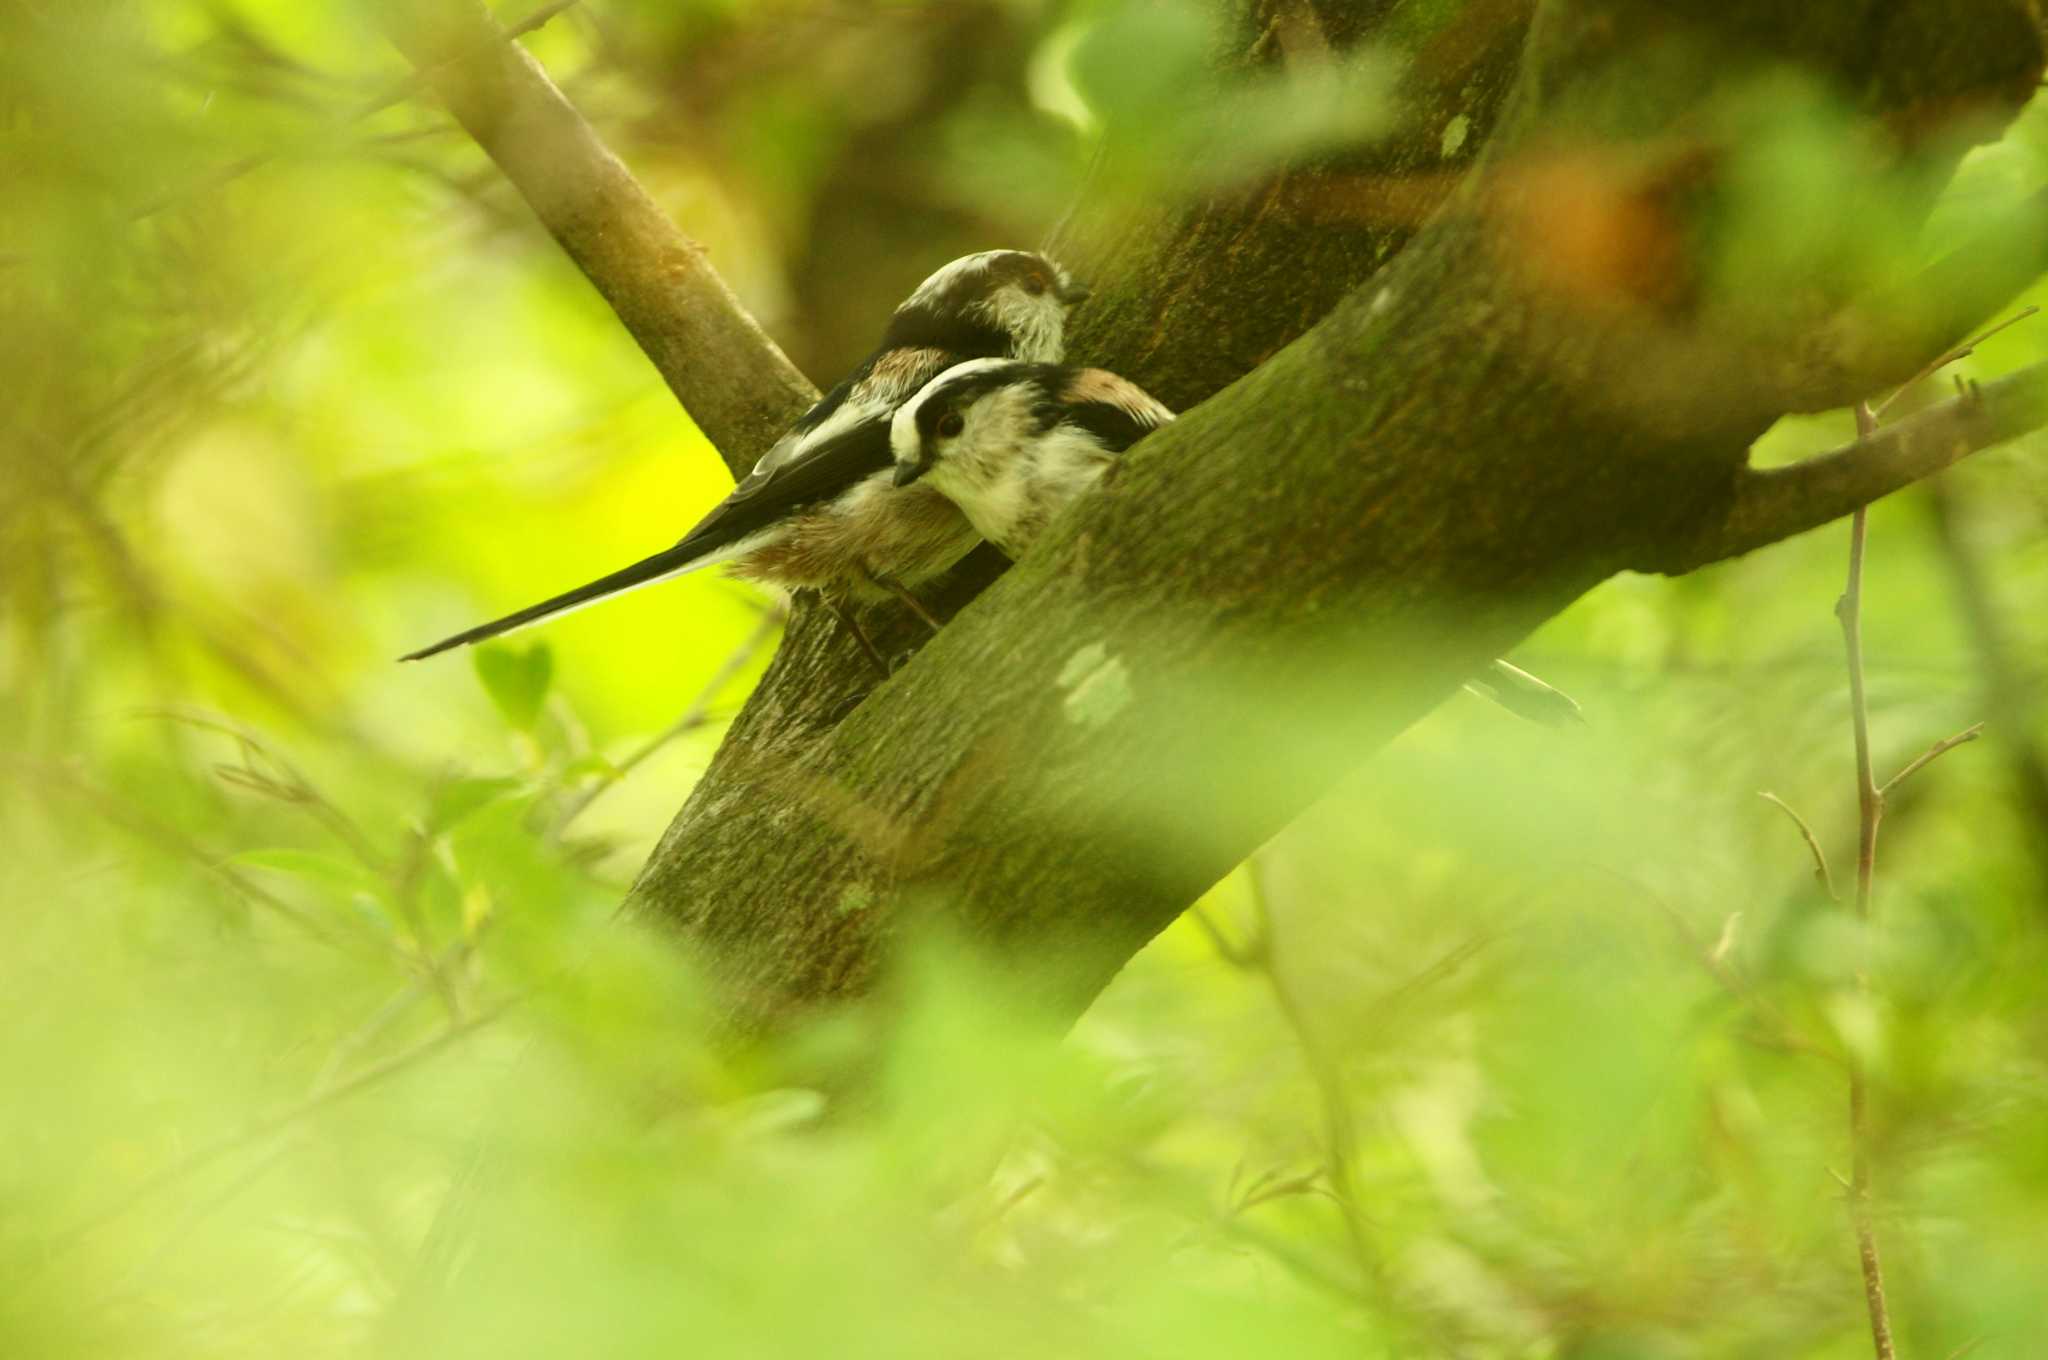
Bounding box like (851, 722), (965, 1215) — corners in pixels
(623, 0), (2048, 1038)
(1692, 358), (2048, 568)
(370, 0), (815, 474)
(138, 0), (585, 220)
(375, 0), (2048, 1045)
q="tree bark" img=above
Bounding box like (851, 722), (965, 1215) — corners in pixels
(623, 0), (2047, 1037)
(379, 0), (2048, 1040)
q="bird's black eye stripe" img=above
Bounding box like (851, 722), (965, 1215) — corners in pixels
(915, 362), (1060, 444)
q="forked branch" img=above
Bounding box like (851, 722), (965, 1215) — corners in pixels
(371, 0), (816, 473)
(1696, 358), (2048, 568)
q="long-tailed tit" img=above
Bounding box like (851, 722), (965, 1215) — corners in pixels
(401, 251), (1089, 663)
(891, 359), (1583, 726)
(888, 360), (1170, 555)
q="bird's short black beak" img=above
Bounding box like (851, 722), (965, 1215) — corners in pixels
(892, 460), (926, 488)
(1058, 279), (1091, 306)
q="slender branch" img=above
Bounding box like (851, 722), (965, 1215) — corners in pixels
(1223, 861), (1382, 1298)
(135, 0), (585, 221)
(551, 605), (783, 837)
(1630, 873), (1841, 1065)
(1231, 1168), (1328, 1213)
(1187, 902), (1265, 969)
(371, 0), (816, 474)
(1701, 357), (2048, 567)
(16, 758), (373, 957)
(1837, 398), (1894, 1360)
(1821, 327), (1999, 1358)
(1758, 791), (1841, 901)
(1871, 307), (2039, 420)
(1880, 722), (1985, 798)
(48, 999), (513, 1254)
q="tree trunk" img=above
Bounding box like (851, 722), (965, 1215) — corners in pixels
(621, 0), (2046, 1039)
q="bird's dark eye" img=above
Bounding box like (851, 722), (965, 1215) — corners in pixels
(1022, 275), (1048, 296)
(936, 411), (965, 438)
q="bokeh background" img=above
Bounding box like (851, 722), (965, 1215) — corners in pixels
(6, 2), (2048, 1356)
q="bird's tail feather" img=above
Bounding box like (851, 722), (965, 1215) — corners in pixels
(1462, 658), (1585, 728)
(399, 541), (733, 661)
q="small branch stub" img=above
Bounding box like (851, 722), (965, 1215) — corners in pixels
(1758, 791), (1840, 900)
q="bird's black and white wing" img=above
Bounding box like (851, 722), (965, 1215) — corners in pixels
(399, 352), (953, 661)
(739, 346), (953, 487)
(672, 345), (956, 552)
(1055, 368), (1177, 452)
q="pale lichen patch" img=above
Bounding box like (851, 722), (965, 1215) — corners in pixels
(1057, 642), (1133, 729)
(1440, 112), (1471, 158)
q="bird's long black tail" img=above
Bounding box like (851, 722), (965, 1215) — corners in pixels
(1462, 658), (1585, 728)
(399, 541), (717, 661)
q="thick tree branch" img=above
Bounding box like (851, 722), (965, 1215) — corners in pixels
(377, 0), (2048, 1041)
(1055, 0), (1532, 409)
(623, 0), (2048, 1038)
(373, 0), (815, 474)
(1686, 358), (2048, 568)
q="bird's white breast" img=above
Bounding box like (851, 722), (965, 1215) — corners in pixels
(935, 394), (1116, 556)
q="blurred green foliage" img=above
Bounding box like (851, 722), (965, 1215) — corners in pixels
(5, 2), (2048, 1357)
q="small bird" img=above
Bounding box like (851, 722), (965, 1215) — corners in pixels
(401, 250), (1091, 663)
(889, 359), (1171, 555)
(891, 359), (1584, 727)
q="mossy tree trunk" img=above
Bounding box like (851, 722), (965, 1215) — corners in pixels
(390, 0), (2048, 1039)
(619, 0), (2046, 1038)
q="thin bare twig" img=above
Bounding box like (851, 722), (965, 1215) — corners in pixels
(1837, 398), (1895, 1360)
(139, 707), (468, 1011)
(1187, 903), (1264, 969)
(550, 605), (783, 837)
(15, 758), (370, 957)
(1758, 791), (1841, 900)
(1871, 307), (2040, 420)
(1634, 878), (1842, 1066)
(48, 998), (515, 1255)
(1232, 1168), (1329, 1213)
(1879, 722), (1985, 798)
(1821, 325), (2008, 1355)
(1233, 860), (1382, 1297)
(132, 0), (586, 221)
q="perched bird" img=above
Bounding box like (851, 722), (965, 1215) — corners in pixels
(401, 250), (1090, 663)
(891, 359), (1584, 727)
(889, 359), (1171, 554)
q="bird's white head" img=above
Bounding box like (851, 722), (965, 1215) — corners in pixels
(887, 251), (1089, 363)
(889, 358), (1041, 490)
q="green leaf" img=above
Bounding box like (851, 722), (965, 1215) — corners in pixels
(560, 753), (622, 781)
(231, 848), (383, 896)
(473, 642), (553, 731)
(426, 776), (524, 833)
